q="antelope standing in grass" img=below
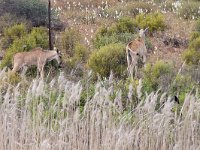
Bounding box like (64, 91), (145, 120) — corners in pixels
(12, 47), (62, 78)
(126, 27), (149, 79)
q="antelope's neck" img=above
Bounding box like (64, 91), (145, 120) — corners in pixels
(138, 37), (145, 42)
(46, 50), (57, 59)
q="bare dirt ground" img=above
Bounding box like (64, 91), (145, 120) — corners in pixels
(147, 13), (195, 68)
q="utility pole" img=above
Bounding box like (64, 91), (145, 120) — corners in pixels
(48, 0), (53, 50)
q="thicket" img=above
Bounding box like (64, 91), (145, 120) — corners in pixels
(183, 19), (200, 65)
(59, 28), (90, 75)
(0, 0), (48, 27)
(0, 13), (30, 33)
(135, 12), (166, 33)
(142, 61), (195, 104)
(88, 43), (126, 78)
(142, 61), (174, 93)
(93, 17), (136, 48)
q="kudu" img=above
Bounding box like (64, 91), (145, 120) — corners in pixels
(12, 47), (62, 78)
(126, 27), (149, 79)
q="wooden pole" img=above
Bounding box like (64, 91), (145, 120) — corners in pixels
(48, 0), (53, 50)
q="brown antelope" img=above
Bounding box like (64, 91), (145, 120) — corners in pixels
(126, 27), (149, 79)
(12, 47), (62, 78)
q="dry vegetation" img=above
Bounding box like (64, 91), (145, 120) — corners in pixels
(0, 71), (200, 150)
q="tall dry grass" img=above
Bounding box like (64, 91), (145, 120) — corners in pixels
(0, 70), (199, 150)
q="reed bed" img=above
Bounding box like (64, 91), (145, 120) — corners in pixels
(0, 70), (199, 150)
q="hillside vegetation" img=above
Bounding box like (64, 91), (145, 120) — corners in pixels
(0, 0), (200, 149)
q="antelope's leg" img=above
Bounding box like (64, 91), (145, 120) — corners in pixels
(126, 49), (131, 75)
(41, 69), (44, 79)
(134, 65), (138, 78)
(129, 61), (134, 80)
(143, 54), (146, 64)
(22, 66), (28, 76)
(37, 59), (45, 79)
(38, 64), (45, 79)
(142, 47), (147, 64)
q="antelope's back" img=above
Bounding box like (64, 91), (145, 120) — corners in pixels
(128, 38), (144, 51)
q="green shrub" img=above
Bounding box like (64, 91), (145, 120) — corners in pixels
(61, 28), (82, 57)
(188, 36), (200, 50)
(171, 74), (194, 104)
(66, 43), (90, 71)
(88, 43), (126, 78)
(93, 34), (119, 49)
(182, 35), (200, 65)
(100, 17), (136, 36)
(93, 33), (134, 49)
(93, 17), (136, 48)
(135, 12), (166, 33)
(3, 24), (27, 40)
(182, 48), (200, 65)
(59, 28), (91, 74)
(172, 75), (193, 93)
(1, 26), (48, 68)
(2, 24), (27, 49)
(195, 18), (200, 32)
(0, 13), (29, 33)
(143, 61), (174, 92)
(182, 18), (200, 65)
(73, 43), (90, 62)
(30, 27), (48, 49)
(188, 19), (200, 42)
(145, 37), (153, 51)
(190, 32), (200, 42)
(115, 17), (137, 34)
(178, 2), (200, 20)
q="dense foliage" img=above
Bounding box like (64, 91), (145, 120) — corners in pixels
(183, 19), (200, 65)
(93, 17), (136, 48)
(143, 61), (174, 93)
(88, 43), (126, 77)
(58, 28), (90, 74)
(135, 12), (166, 33)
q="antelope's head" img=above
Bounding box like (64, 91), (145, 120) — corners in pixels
(53, 47), (62, 67)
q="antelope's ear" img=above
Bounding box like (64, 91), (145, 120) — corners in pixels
(53, 46), (57, 51)
(57, 49), (62, 55)
(174, 95), (180, 104)
(53, 47), (59, 53)
(144, 27), (149, 32)
(135, 27), (140, 33)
